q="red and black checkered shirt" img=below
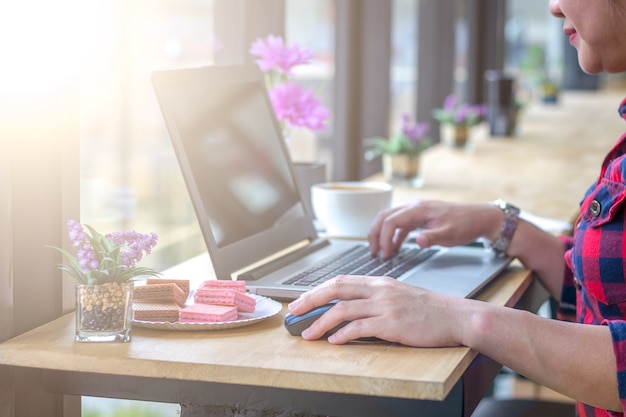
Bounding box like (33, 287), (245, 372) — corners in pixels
(559, 97), (626, 416)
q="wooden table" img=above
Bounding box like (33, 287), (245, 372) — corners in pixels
(1, 90), (623, 417)
(0, 261), (541, 417)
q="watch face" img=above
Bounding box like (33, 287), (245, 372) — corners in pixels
(494, 199), (507, 210)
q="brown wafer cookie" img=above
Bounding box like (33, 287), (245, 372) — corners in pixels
(133, 283), (187, 307)
(132, 302), (180, 322)
(146, 278), (190, 299)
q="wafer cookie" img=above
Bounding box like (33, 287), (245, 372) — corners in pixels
(133, 283), (187, 307)
(146, 278), (190, 298)
(132, 302), (180, 322)
(179, 304), (238, 323)
(198, 279), (246, 293)
(194, 288), (256, 313)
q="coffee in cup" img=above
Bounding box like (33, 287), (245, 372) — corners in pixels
(311, 181), (393, 238)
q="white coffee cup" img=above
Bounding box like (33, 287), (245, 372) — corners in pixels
(311, 181), (393, 238)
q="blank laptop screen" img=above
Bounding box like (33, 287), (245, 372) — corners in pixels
(153, 65), (322, 279)
(169, 78), (306, 248)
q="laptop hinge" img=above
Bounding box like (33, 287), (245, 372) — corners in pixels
(235, 238), (331, 281)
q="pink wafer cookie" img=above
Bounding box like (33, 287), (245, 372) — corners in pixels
(179, 304), (238, 323)
(199, 279), (246, 293)
(194, 289), (256, 313)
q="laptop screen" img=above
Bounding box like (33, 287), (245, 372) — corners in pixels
(152, 65), (319, 278)
(170, 78), (305, 247)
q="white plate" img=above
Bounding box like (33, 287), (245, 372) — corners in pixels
(132, 294), (283, 331)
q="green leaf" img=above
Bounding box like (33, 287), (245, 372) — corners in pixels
(47, 245), (89, 284)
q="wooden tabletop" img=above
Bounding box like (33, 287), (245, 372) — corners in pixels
(0, 263), (533, 403)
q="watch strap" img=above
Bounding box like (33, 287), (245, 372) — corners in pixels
(490, 199), (520, 258)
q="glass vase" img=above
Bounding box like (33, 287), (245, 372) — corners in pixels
(382, 154), (423, 188)
(440, 124), (469, 149)
(75, 282), (134, 342)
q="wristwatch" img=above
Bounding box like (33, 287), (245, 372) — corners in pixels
(489, 199), (520, 258)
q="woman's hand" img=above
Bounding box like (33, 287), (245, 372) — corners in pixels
(287, 275), (469, 346)
(368, 200), (502, 259)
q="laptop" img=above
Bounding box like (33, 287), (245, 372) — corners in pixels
(151, 65), (512, 301)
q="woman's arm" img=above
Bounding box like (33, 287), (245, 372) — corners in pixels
(465, 299), (620, 411)
(289, 276), (621, 412)
(368, 201), (568, 300)
(494, 215), (567, 300)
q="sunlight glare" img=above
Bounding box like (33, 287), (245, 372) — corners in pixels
(0, 0), (86, 97)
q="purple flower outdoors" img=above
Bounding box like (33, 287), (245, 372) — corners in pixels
(249, 34), (314, 76)
(269, 82), (330, 131)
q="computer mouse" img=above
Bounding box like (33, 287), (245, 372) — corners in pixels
(284, 300), (346, 338)
(284, 300), (382, 341)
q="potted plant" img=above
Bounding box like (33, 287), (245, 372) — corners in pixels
(365, 113), (432, 187)
(432, 94), (485, 149)
(50, 220), (159, 342)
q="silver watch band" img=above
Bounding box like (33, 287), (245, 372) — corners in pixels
(490, 199), (520, 258)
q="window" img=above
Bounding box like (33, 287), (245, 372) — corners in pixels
(504, 0), (563, 100)
(285, 0), (335, 166)
(390, 0), (419, 130)
(80, 0), (218, 272)
(79, 0), (426, 271)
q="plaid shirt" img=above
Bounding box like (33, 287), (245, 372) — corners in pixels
(559, 97), (626, 416)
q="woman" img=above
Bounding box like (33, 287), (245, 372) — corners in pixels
(287, 0), (626, 414)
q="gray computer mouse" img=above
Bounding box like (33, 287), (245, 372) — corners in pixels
(284, 300), (345, 338)
(284, 300), (381, 341)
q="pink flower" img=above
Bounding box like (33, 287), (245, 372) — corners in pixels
(269, 82), (330, 131)
(249, 34), (314, 76)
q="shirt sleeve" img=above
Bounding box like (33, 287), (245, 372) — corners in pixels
(557, 235), (577, 322)
(605, 320), (626, 414)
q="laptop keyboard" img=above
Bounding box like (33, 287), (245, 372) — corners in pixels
(282, 245), (437, 287)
